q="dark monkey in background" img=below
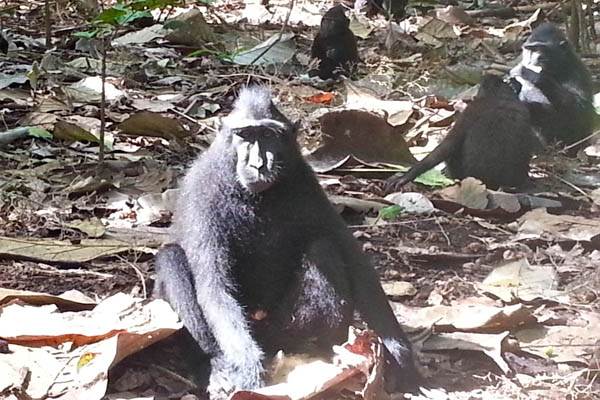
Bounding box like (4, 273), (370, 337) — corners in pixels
(386, 75), (535, 192)
(355, 0), (407, 19)
(154, 87), (420, 399)
(509, 23), (595, 148)
(311, 5), (359, 80)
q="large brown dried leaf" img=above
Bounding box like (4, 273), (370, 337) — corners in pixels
(0, 293), (181, 400)
(518, 208), (600, 243)
(306, 110), (415, 173)
(0, 236), (153, 263)
(118, 112), (189, 139)
(164, 9), (216, 46)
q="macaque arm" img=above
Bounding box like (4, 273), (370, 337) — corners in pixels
(154, 244), (218, 354)
(311, 33), (326, 59)
(306, 236), (419, 387)
(186, 239), (264, 373)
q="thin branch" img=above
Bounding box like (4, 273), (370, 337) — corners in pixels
(563, 129), (600, 152)
(44, 0), (51, 48)
(99, 37), (107, 165)
(249, 0), (295, 66)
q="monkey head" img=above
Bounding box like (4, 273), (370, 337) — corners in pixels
(521, 23), (574, 79)
(320, 5), (350, 37)
(219, 87), (300, 194)
(230, 123), (297, 193)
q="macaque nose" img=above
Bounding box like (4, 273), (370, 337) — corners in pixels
(248, 141), (264, 170)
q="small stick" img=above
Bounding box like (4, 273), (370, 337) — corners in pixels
(249, 0), (295, 66)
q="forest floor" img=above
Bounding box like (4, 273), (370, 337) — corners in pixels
(1, 0), (600, 399)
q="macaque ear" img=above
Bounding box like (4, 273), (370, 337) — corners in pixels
(291, 120), (301, 139)
(215, 117), (223, 131)
(215, 118), (232, 139)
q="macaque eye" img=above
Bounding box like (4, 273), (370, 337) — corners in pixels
(233, 127), (260, 140)
(262, 128), (280, 138)
(262, 126), (284, 139)
(524, 44), (543, 52)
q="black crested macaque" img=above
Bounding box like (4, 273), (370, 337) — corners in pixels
(154, 87), (420, 399)
(509, 23), (595, 148)
(355, 0), (407, 19)
(310, 5), (359, 80)
(385, 75), (534, 192)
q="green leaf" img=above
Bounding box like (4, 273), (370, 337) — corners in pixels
(27, 61), (40, 90)
(378, 205), (405, 220)
(0, 6), (16, 16)
(130, 0), (155, 9)
(187, 49), (217, 57)
(131, 0), (185, 10)
(217, 52), (237, 62)
(413, 169), (455, 187)
(94, 7), (128, 25)
(186, 48), (240, 62)
(119, 10), (152, 25)
(73, 29), (101, 39)
(28, 126), (53, 138)
(73, 26), (112, 39)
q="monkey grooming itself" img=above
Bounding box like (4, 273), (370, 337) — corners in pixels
(310, 5), (359, 80)
(154, 86), (420, 399)
(509, 23), (595, 147)
(385, 75), (534, 192)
